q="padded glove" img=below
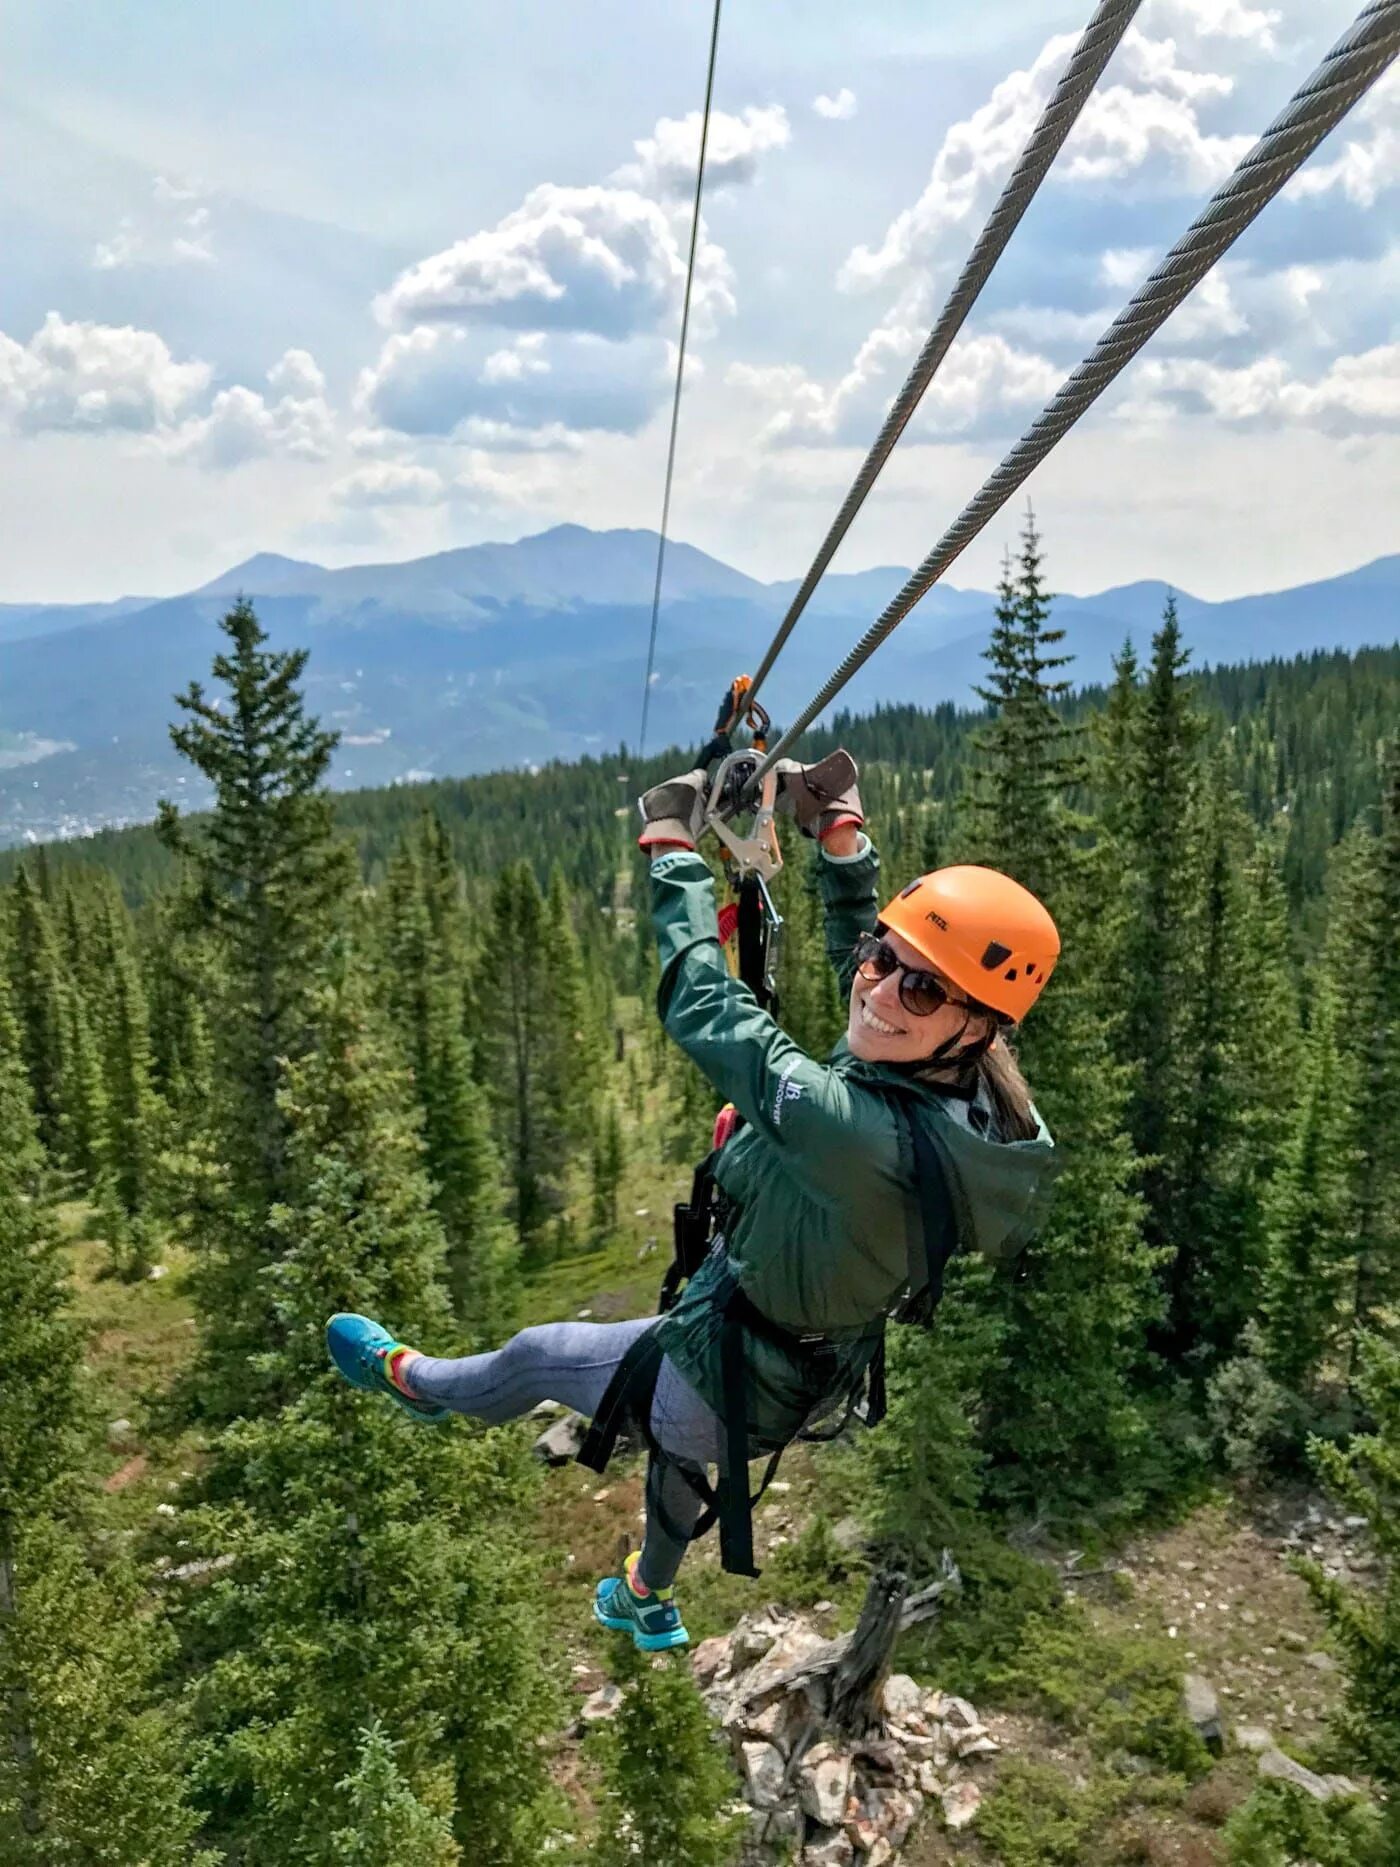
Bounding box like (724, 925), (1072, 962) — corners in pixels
(773, 749), (864, 841)
(638, 768), (709, 851)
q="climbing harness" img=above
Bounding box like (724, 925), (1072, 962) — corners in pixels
(637, 0), (723, 758)
(578, 1098), (962, 1575)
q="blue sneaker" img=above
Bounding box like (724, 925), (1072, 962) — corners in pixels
(594, 1551), (690, 1651)
(325, 1313), (448, 1424)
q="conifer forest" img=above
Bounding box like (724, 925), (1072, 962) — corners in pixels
(2, 512), (1397, 1867)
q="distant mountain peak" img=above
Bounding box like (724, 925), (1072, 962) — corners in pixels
(197, 552), (328, 598)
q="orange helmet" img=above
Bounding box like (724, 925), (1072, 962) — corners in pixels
(878, 865), (1060, 1024)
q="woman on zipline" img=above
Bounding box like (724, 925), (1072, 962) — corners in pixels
(328, 751), (1057, 1651)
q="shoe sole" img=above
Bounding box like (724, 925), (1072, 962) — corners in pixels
(592, 1593), (689, 1651)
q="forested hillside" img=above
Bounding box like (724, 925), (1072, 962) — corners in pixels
(1, 515), (1396, 1864)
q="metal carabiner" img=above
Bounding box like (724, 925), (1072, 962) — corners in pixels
(704, 750), (782, 882)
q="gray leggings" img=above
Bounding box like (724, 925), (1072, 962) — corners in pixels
(404, 1319), (727, 1591)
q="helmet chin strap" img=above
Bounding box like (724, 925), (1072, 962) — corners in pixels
(922, 1007), (998, 1075)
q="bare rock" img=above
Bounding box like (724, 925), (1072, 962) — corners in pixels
(831, 1516), (866, 1554)
(952, 1730), (1001, 1761)
(889, 1727), (940, 1766)
(579, 1684), (622, 1724)
(917, 1760), (944, 1795)
(1183, 1673), (1224, 1754)
(1304, 1650), (1339, 1674)
(740, 1739), (786, 1809)
(881, 1673), (923, 1721)
(853, 1736), (904, 1777)
(749, 1804), (804, 1851)
(745, 1691), (806, 1757)
(866, 1841), (895, 1867)
(855, 1786), (921, 1851)
(942, 1778), (982, 1830)
(1235, 1724), (1275, 1754)
(802, 1832), (854, 1867)
(731, 1608), (795, 1673)
(106, 1418), (137, 1453)
(690, 1635), (732, 1689)
(742, 1624), (833, 1700)
(798, 1745), (852, 1828)
(1257, 1746), (1352, 1801)
(532, 1411), (588, 1466)
(940, 1694), (981, 1732)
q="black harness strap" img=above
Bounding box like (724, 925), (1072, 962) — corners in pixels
(577, 1097), (963, 1579)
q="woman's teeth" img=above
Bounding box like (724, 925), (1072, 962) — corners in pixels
(860, 1002), (902, 1038)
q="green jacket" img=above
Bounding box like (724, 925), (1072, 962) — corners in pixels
(648, 840), (1055, 1450)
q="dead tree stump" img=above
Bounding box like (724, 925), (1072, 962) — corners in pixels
(828, 1567), (909, 1738)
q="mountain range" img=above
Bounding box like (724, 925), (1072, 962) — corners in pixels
(0, 523), (1395, 847)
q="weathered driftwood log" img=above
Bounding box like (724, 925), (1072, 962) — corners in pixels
(739, 1551), (962, 1708)
(829, 1568), (909, 1737)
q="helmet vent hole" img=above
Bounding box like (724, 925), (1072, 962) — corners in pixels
(1004, 967), (1018, 980)
(980, 940), (1013, 970)
(898, 879), (922, 899)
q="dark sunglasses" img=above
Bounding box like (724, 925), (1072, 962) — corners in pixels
(853, 932), (968, 1020)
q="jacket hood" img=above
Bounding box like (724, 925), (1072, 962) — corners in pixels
(835, 1039), (1056, 1266)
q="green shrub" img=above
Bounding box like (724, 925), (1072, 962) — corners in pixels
(937, 1592), (1210, 1779)
(1224, 1782), (1386, 1866)
(977, 1760), (1124, 1867)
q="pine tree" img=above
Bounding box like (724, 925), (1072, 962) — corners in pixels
(381, 831), (518, 1340)
(960, 516), (1159, 1509)
(590, 1100), (624, 1245)
(477, 861), (580, 1253)
(157, 598), (355, 1410)
(330, 1723), (459, 1866)
(544, 864), (603, 1151)
(1261, 844), (1365, 1396)
(157, 597), (354, 1214)
(101, 908), (162, 1223)
(1113, 596), (1209, 1330)
(0, 975), (208, 1865)
(586, 1645), (744, 1867)
(1349, 736), (1400, 1357)
(6, 865), (71, 1157)
(1171, 749), (1302, 1365)
(180, 964), (560, 1865)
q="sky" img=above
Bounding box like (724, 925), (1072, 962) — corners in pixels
(0, 0), (1396, 604)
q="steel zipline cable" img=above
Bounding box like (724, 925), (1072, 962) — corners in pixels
(747, 0), (1400, 786)
(742, 0), (1144, 716)
(637, 0), (723, 759)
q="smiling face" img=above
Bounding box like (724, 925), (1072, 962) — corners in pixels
(846, 925), (995, 1068)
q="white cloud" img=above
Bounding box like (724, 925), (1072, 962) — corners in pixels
(739, 331), (1062, 446)
(619, 105), (791, 197)
(0, 312), (211, 434)
(481, 334), (550, 383)
(374, 182), (734, 339)
(1124, 342), (1400, 432)
(841, 26), (1253, 292)
(331, 463), (447, 507)
(167, 348), (334, 469)
(812, 88), (858, 122)
(1143, 0), (1279, 52)
(357, 322), (668, 441)
(93, 174), (215, 270)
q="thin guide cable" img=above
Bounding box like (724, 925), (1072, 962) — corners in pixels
(638, 0), (722, 758)
(743, 0), (1144, 714)
(750, 0), (1400, 782)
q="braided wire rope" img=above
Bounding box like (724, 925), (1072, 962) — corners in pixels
(749, 0), (1400, 783)
(638, 0), (723, 758)
(743, 0), (1144, 715)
